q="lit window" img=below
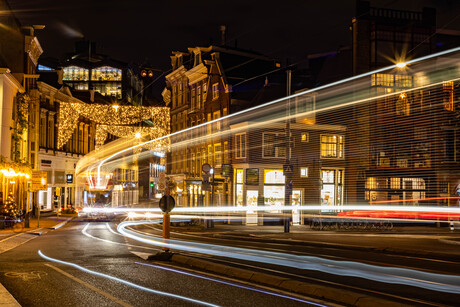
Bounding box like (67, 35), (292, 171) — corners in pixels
(443, 81), (454, 111)
(212, 83), (219, 100)
(301, 133), (309, 142)
(300, 167), (308, 177)
(396, 92), (410, 116)
(214, 144), (222, 168)
(63, 66), (89, 81)
(320, 135), (344, 159)
(91, 66), (122, 81)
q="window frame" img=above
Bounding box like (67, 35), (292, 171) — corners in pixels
(320, 134), (344, 159)
(262, 132), (287, 159)
(235, 133), (247, 159)
(212, 83), (219, 100)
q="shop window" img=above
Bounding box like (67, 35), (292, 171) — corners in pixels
(320, 135), (344, 159)
(235, 169), (243, 206)
(263, 132), (286, 158)
(235, 133), (246, 159)
(300, 167), (308, 178)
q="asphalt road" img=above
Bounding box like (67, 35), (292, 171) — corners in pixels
(128, 222), (460, 306)
(0, 221), (326, 307)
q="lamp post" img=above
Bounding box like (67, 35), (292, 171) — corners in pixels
(284, 69), (292, 233)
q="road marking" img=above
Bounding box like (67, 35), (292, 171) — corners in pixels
(45, 264), (133, 307)
(4, 271), (47, 281)
(0, 233), (22, 243)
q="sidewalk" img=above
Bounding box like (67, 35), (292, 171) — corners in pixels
(0, 214), (74, 306)
(0, 215), (73, 240)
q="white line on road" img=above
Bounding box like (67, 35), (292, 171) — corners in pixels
(45, 264), (133, 307)
(39, 251), (219, 307)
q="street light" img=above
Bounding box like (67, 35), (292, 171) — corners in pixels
(396, 62), (407, 68)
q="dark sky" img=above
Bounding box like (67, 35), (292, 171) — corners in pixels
(7, 0), (460, 70)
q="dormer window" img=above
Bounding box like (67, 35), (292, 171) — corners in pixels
(194, 52), (201, 66)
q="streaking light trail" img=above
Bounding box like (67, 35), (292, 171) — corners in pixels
(89, 46), (460, 183)
(83, 205), (460, 214)
(136, 262), (329, 306)
(117, 220), (460, 294)
(38, 250), (219, 307)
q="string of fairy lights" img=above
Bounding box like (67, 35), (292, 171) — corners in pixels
(57, 102), (170, 149)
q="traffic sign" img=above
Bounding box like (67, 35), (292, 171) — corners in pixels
(202, 163), (212, 174)
(159, 195), (175, 213)
(283, 163), (294, 175)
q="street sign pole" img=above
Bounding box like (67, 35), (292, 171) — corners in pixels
(284, 69), (292, 233)
(159, 194), (175, 253)
(163, 213), (170, 251)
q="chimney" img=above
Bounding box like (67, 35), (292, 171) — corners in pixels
(220, 25), (227, 46)
(89, 89), (95, 102)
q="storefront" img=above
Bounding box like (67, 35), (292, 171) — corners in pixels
(0, 163), (32, 215)
(365, 176), (426, 205)
(321, 169), (344, 212)
(186, 179), (203, 207)
(263, 169), (285, 209)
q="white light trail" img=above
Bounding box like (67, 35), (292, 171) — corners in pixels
(92, 47), (460, 181)
(82, 205), (460, 214)
(117, 221), (460, 294)
(38, 250), (219, 306)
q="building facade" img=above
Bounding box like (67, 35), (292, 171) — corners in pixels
(163, 45), (277, 207)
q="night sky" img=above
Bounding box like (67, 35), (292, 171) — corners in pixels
(7, 0), (460, 70)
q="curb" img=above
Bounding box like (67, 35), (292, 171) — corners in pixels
(49, 217), (74, 230)
(0, 282), (20, 306)
(170, 254), (406, 306)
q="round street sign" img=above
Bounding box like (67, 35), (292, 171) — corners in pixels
(159, 195), (175, 213)
(202, 163), (212, 174)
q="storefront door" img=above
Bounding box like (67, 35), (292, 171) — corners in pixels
(321, 169), (343, 212)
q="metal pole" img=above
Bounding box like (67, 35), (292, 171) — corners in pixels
(162, 212), (170, 251)
(210, 168), (215, 228)
(284, 69), (292, 233)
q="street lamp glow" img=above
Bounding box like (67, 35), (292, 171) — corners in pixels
(112, 104), (119, 111)
(135, 132), (141, 138)
(396, 62), (407, 68)
(210, 168), (214, 174)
